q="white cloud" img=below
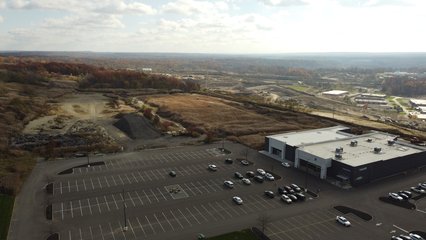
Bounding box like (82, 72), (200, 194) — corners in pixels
(4, 0), (156, 15)
(162, 0), (229, 16)
(259, 0), (308, 6)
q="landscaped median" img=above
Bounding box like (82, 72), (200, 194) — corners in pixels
(0, 194), (15, 240)
(207, 229), (258, 240)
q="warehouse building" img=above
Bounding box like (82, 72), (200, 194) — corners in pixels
(263, 126), (426, 186)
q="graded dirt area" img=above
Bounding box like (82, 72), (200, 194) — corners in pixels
(146, 94), (334, 148)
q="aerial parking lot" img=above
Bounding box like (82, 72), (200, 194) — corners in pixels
(7, 142), (426, 240)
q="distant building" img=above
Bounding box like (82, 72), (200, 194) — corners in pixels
(410, 99), (426, 107)
(355, 93), (387, 105)
(262, 126), (426, 186)
(322, 90), (348, 97)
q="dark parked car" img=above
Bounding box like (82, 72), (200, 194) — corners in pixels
(225, 158), (233, 164)
(254, 175), (264, 183)
(246, 171), (255, 178)
(169, 171), (177, 177)
(284, 186), (295, 194)
(278, 187), (287, 194)
(288, 194), (298, 201)
(295, 192), (306, 201)
(234, 172), (244, 179)
(264, 190), (275, 198)
(291, 184), (302, 192)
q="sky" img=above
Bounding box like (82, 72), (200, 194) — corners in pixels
(0, 0), (425, 53)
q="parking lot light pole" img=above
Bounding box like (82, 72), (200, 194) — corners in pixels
(122, 189), (128, 232)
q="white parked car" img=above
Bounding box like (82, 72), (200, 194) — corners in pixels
(336, 216), (351, 227)
(281, 194), (292, 204)
(389, 192), (403, 201)
(232, 196), (243, 205)
(242, 178), (251, 185)
(409, 233), (425, 240)
(224, 180), (234, 188)
(265, 173), (275, 181)
(281, 162), (291, 168)
(256, 169), (266, 175)
(411, 187), (425, 193)
(208, 164), (217, 171)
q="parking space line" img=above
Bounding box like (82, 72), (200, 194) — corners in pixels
(135, 191), (144, 205)
(150, 170), (159, 180)
(252, 195), (276, 208)
(178, 209), (192, 226)
(170, 210), (184, 229)
(127, 219), (137, 239)
(79, 228), (83, 240)
(145, 172), (153, 181)
(70, 201), (74, 218)
(150, 189), (160, 202)
(302, 214), (330, 235)
(131, 173), (138, 183)
(143, 190), (152, 204)
(290, 216), (315, 239)
(104, 176), (110, 188)
(111, 175), (118, 186)
(196, 181), (211, 193)
(75, 180), (79, 192)
(313, 211), (341, 231)
(137, 171), (146, 182)
(124, 174), (132, 184)
(118, 222), (128, 239)
(89, 226), (94, 240)
(208, 203), (226, 220)
(82, 179), (87, 191)
(154, 214), (167, 232)
(111, 194), (119, 210)
(99, 224), (105, 240)
(95, 197), (102, 213)
(202, 180), (218, 192)
(127, 192), (136, 207)
(186, 207), (202, 224)
(68, 181), (71, 193)
(68, 230), (71, 240)
(60, 182), (63, 194)
(188, 183), (202, 195)
(78, 200), (83, 216)
(87, 199), (93, 215)
(193, 206), (209, 222)
(156, 188), (167, 201)
(102, 196), (110, 212)
(220, 200), (240, 217)
(108, 222), (117, 240)
(90, 178), (95, 190)
(162, 212), (175, 231)
(201, 204), (217, 221)
(97, 177), (102, 189)
(118, 175), (125, 185)
(136, 217), (147, 237)
(214, 201), (233, 218)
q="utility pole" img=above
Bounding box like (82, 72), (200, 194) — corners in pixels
(304, 164), (308, 192)
(122, 189), (128, 232)
(221, 138), (225, 151)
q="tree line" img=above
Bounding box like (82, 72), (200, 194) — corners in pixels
(382, 77), (426, 96)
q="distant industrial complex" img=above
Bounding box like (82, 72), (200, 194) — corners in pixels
(263, 126), (426, 186)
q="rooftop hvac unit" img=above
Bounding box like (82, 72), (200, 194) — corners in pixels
(367, 138), (373, 143)
(335, 147), (343, 153)
(373, 147), (382, 153)
(335, 153), (342, 159)
(350, 140), (358, 147)
(388, 140), (395, 146)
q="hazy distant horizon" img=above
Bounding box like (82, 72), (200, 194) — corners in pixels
(1, 0), (426, 53)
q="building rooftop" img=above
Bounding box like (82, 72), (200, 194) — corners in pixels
(300, 132), (423, 167)
(410, 99), (426, 106)
(268, 126), (350, 146)
(322, 90), (348, 96)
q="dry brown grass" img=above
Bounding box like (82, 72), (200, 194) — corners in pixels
(147, 94), (334, 148)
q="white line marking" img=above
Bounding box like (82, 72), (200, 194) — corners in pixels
(83, 179), (87, 191)
(178, 209), (192, 226)
(127, 192), (136, 207)
(90, 178), (95, 189)
(104, 196), (111, 211)
(61, 202), (64, 220)
(96, 197), (102, 213)
(89, 225), (94, 240)
(136, 217), (147, 236)
(60, 182), (63, 194)
(78, 200), (83, 216)
(75, 180), (79, 192)
(109, 222), (116, 240)
(153, 213), (166, 232)
(127, 219), (137, 239)
(97, 177), (102, 189)
(150, 189), (159, 202)
(135, 191), (144, 205)
(200, 204), (218, 221)
(87, 199), (93, 215)
(99, 224), (105, 240)
(145, 216), (156, 234)
(170, 210), (184, 229)
(70, 201), (74, 218)
(104, 176), (110, 188)
(162, 212), (175, 231)
(393, 225), (409, 233)
(111, 194), (119, 210)
(157, 188), (167, 201)
(143, 190), (152, 204)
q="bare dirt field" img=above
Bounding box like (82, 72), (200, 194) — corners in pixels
(145, 94), (335, 148)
